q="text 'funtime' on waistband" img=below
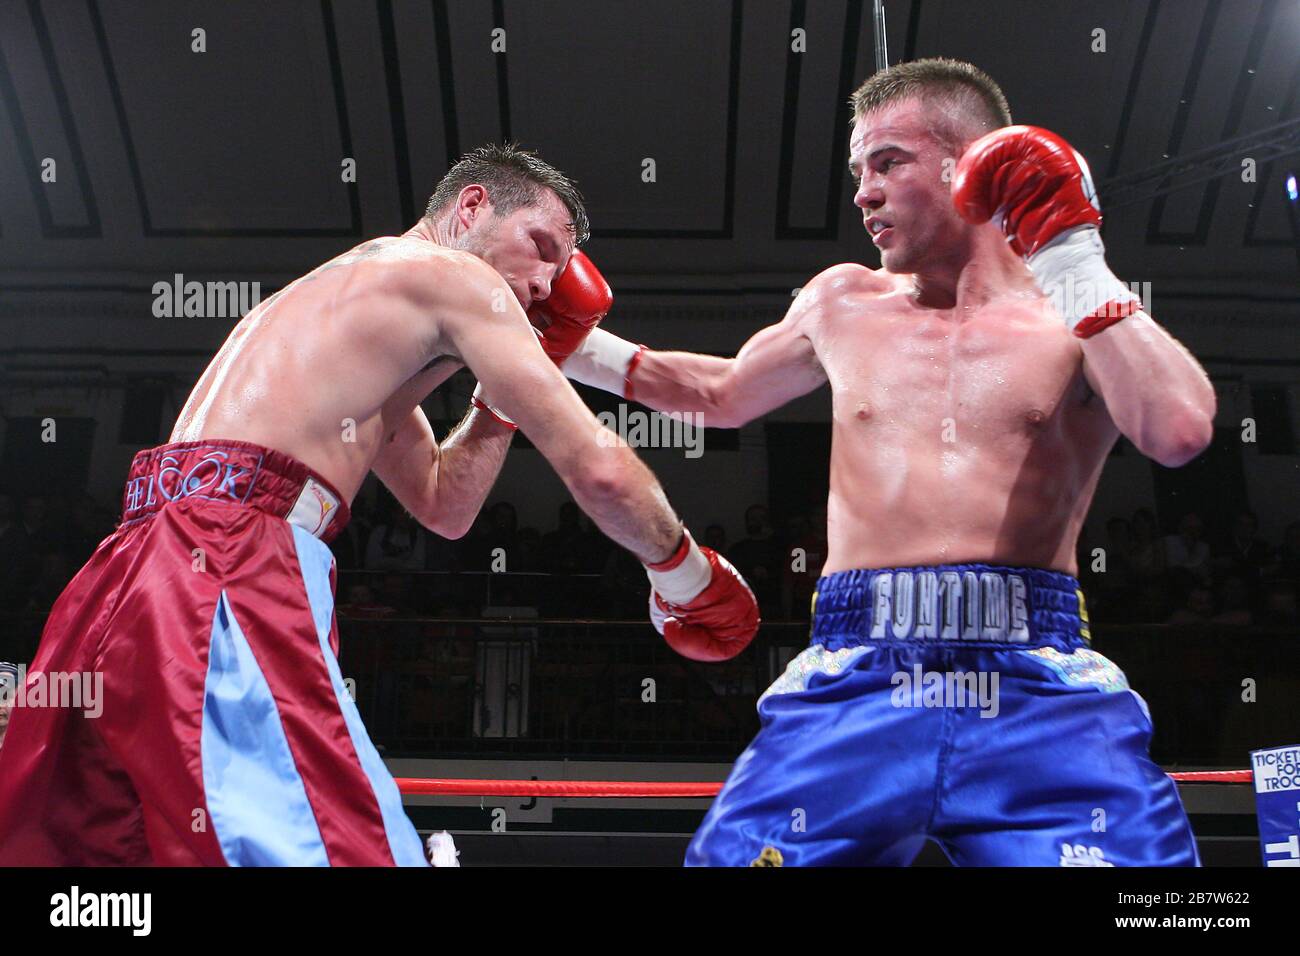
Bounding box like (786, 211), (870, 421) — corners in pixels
(811, 565), (1088, 648)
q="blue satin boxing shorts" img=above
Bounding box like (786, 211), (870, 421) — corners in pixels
(685, 564), (1200, 867)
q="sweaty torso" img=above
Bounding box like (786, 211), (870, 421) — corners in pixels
(171, 237), (464, 500)
(808, 267), (1118, 576)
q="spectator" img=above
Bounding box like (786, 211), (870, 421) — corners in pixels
(782, 509), (827, 621)
(375, 572), (416, 614)
(1163, 512), (1211, 585)
(486, 501), (519, 558)
(424, 528), (460, 573)
(1166, 582), (1214, 625)
(66, 493), (110, 567)
(330, 519), (362, 570)
(1133, 579), (1172, 624)
(729, 504), (784, 617)
(780, 513), (811, 557)
(512, 527), (544, 574)
(1213, 510), (1273, 585)
(0, 661), (17, 753)
(1212, 574), (1254, 626)
(337, 583), (395, 618)
(1260, 579), (1299, 627)
(1093, 517), (1137, 619)
(28, 551), (74, 612)
(600, 545), (650, 618)
(488, 521), (545, 607)
(1130, 508), (1165, 581)
(455, 510), (495, 572)
(574, 512), (611, 573)
(543, 546), (590, 617)
(365, 508), (427, 571)
(541, 502), (583, 573)
(330, 491), (377, 570)
(1269, 521), (1300, 584)
(703, 524), (727, 553)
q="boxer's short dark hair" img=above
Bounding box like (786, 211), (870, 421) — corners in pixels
(850, 58), (1012, 150)
(424, 143), (590, 244)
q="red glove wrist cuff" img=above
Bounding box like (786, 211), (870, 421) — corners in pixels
(1073, 298), (1141, 339)
(471, 396), (518, 431)
(623, 345), (648, 401)
(645, 531), (690, 572)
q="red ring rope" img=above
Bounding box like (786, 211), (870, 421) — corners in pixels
(1166, 769), (1252, 783)
(395, 769), (1251, 798)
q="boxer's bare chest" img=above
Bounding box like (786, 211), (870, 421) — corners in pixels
(818, 294), (1095, 446)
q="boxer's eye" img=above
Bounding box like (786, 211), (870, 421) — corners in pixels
(534, 235), (556, 262)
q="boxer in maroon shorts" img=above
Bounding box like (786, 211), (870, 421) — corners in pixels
(0, 145), (758, 866)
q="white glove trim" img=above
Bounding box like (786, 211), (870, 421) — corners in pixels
(644, 532), (712, 606)
(561, 328), (641, 396)
(1027, 226), (1139, 331)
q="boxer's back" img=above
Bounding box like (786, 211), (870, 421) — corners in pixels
(171, 237), (464, 501)
(810, 266), (1118, 576)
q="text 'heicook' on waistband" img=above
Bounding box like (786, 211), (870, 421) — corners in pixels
(120, 440), (350, 543)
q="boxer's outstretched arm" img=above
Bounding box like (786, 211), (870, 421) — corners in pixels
(631, 312), (826, 428)
(434, 256), (682, 563)
(567, 278), (831, 428)
(1080, 312), (1215, 467)
(371, 404), (513, 539)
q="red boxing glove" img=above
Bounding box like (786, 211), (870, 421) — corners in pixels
(952, 125), (1101, 257)
(645, 531), (760, 662)
(529, 250), (613, 366)
(952, 125), (1139, 336)
(472, 251), (614, 428)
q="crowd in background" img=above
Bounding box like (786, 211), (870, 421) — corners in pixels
(1, 487), (1298, 629)
(330, 497), (830, 622)
(0, 492), (115, 615)
(331, 494), (1300, 628)
(1077, 508), (1300, 628)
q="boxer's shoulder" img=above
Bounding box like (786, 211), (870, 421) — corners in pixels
(806, 260), (889, 290)
(393, 242), (509, 305)
(797, 264), (907, 332)
(804, 262), (894, 297)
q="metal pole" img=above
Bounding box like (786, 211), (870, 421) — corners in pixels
(872, 0), (889, 73)
(1287, 172), (1300, 275)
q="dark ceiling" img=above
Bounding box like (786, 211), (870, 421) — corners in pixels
(0, 0), (1297, 311)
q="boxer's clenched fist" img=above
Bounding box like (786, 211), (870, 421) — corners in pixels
(644, 530), (760, 662)
(473, 250), (614, 427)
(951, 125), (1100, 257)
(952, 125), (1140, 337)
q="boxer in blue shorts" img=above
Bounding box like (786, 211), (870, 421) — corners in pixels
(687, 565), (1196, 865)
(552, 60), (1214, 865)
